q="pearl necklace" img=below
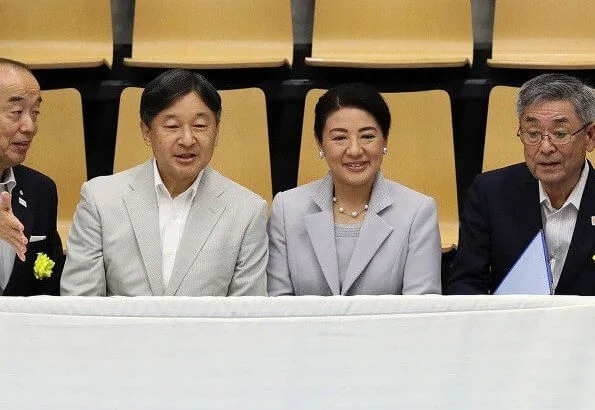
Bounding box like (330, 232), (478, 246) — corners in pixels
(332, 197), (369, 218)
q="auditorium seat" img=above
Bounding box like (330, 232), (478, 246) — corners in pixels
(123, 0), (293, 69)
(114, 87), (273, 204)
(488, 0), (595, 69)
(298, 89), (459, 251)
(483, 86), (594, 172)
(23, 89), (87, 246)
(305, 0), (473, 68)
(483, 86), (523, 172)
(0, 0), (112, 69)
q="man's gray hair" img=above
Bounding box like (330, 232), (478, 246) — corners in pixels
(516, 73), (595, 125)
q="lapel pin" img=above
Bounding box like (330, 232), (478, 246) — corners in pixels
(19, 190), (23, 195)
(18, 197), (27, 208)
(592, 216), (595, 226)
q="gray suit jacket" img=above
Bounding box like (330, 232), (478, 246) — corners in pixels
(61, 161), (268, 296)
(267, 172), (442, 296)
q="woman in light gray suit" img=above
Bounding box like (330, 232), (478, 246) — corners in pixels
(267, 84), (441, 296)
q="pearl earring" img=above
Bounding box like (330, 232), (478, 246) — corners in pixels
(383, 147), (388, 155)
(319, 149), (325, 158)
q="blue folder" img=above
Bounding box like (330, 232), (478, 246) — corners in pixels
(494, 230), (553, 295)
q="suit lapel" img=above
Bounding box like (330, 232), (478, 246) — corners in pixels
(166, 167), (226, 296)
(123, 160), (164, 296)
(304, 173), (340, 295)
(3, 176), (33, 295)
(11, 183), (33, 241)
(341, 173), (393, 295)
(558, 163), (595, 290)
(510, 166), (543, 245)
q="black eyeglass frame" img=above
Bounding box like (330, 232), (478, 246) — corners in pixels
(516, 122), (593, 146)
(517, 122), (592, 146)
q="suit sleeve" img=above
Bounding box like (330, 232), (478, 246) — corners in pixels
(266, 192), (295, 296)
(401, 196), (442, 294)
(60, 182), (107, 296)
(446, 176), (492, 294)
(227, 199), (268, 296)
(33, 178), (64, 296)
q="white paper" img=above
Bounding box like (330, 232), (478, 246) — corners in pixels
(494, 230), (552, 295)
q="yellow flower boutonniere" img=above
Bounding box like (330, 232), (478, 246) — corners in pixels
(33, 253), (55, 280)
(592, 254), (595, 262)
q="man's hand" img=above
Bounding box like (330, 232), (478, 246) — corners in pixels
(0, 191), (27, 261)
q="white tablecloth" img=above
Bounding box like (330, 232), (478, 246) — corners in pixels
(1, 295), (594, 409)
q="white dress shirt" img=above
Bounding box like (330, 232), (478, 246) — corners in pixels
(539, 160), (589, 290)
(0, 167), (17, 292)
(153, 160), (202, 288)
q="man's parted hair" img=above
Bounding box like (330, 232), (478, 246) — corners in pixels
(517, 73), (595, 125)
(140, 69), (222, 127)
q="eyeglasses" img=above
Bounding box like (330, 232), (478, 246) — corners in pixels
(517, 123), (591, 146)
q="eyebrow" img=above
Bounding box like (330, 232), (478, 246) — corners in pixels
(524, 116), (570, 124)
(358, 126), (378, 132)
(163, 112), (210, 120)
(8, 95), (42, 104)
(329, 126), (378, 133)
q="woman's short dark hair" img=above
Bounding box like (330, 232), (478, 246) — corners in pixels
(140, 69), (222, 127)
(313, 83), (391, 142)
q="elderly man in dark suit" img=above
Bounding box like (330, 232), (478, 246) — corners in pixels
(448, 73), (595, 295)
(0, 58), (64, 296)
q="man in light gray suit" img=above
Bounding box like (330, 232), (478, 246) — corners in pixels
(61, 69), (268, 296)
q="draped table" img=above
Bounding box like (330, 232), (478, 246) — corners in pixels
(1, 295), (593, 409)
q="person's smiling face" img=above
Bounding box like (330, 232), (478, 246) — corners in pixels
(0, 66), (41, 173)
(319, 107), (386, 191)
(141, 91), (219, 197)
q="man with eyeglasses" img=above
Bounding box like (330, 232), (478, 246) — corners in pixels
(447, 73), (595, 295)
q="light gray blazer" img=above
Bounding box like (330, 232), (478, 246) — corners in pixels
(267, 172), (441, 296)
(61, 160), (268, 296)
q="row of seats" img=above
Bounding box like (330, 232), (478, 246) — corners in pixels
(2, 0), (595, 70)
(26, 86), (594, 251)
